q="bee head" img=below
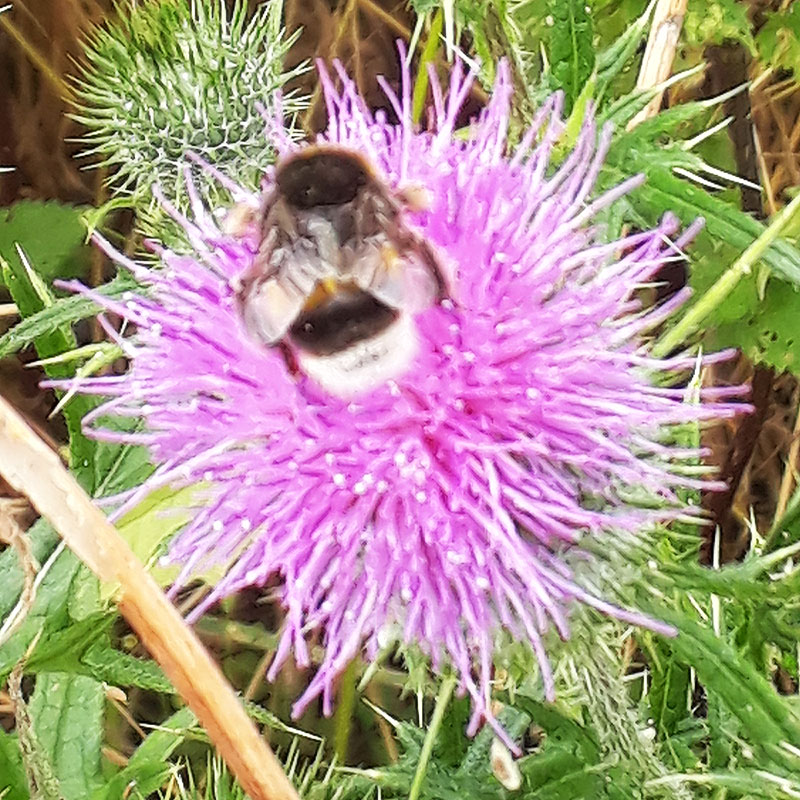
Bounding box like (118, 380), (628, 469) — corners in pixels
(277, 147), (372, 209)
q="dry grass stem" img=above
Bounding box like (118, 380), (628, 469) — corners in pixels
(628, 0), (688, 130)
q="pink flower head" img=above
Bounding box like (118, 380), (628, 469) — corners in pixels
(63, 57), (745, 741)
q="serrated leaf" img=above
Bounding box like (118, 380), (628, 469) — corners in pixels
(28, 673), (104, 800)
(544, 0), (594, 113)
(708, 274), (800, 373)
(0, 201), (90, 285)
(80, 643), (172, 694)
(0, 549), (82, 683)
(0, 273), (137, 360)
(648, 769), (800, 797)
(627, 168), (800, 285)
(594, 2), (650, 105)
(655, 608), (800, 774)
(22, 614), (112, 677)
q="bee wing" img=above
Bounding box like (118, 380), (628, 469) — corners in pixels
(240, 276), (307, 345)
(343, 235), (437, 313)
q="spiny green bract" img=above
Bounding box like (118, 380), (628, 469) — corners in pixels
(74, 0), (305, 208)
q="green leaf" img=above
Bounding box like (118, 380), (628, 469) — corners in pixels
(594, 2), (650, 106)
(756, 3), (800, 75)
(628, 168), (800, 286)
(1, 254), (98, 492)
(28, 673), (104, 800)
(683, 0), (756, 54)
(1, 256), (152, 496)
(648, 769), (800, 797)
(0, 729), (29, 800)
(80, 643), (172, 694)
(647, 640), (691, 740)
(0, 273), (137, 360)
(656, 608), (800, 774)
(22, 614), (112, 677)
(706, 270), (800, 373)
(112, 483), (208, 592)
(93, 707), (196, 800)
(0, 202), (90, 286)
(0, 519), (60, 622)
(511, 698), (606, 797)
(0, 549), (82, 683)
(544, 0), (595, 112)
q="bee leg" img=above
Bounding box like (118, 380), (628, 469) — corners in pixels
(276, 340), (301, 377)
(416, 238), (451, 304)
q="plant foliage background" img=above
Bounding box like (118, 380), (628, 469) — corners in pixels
(1, 0), (800, 798)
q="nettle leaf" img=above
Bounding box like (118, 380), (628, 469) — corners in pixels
(683, 0), (756, 54)
(544, 0), (594, 113)
(0, 201), (90, 286)
(756, 3), (800, 75)
(80, 642), (172, 694)
(28, 673), (104, 800)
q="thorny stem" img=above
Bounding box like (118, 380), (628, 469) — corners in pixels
(407, 675), (457, 800)
(652, 190), (800, 358)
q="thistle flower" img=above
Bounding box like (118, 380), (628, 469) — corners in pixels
(64, 58), (744, 741)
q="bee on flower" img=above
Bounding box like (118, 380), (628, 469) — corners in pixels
(59, 52), (745, 744)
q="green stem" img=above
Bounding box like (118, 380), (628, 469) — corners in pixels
(408, 675), (457, 800)
(333, 658), (360, 764)
(412, 10), (444, 125)
(652, 191), (800, 358)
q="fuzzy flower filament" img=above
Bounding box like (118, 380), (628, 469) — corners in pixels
(63, 58), (745, 741)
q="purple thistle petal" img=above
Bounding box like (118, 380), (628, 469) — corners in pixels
(65, 58), (748, 743)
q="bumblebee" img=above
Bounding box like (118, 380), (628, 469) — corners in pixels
(235, 146), (449, 397)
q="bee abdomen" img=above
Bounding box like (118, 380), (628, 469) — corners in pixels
(288, 287), (399, 356)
